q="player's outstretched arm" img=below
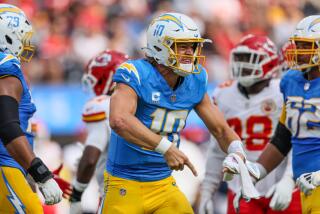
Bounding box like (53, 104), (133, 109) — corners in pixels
(257, 104), (292, 173)
(194, 94), (243, 155)
(110, 83), (197, 175)
(195, 94), (262, 199)
(0, 76), (62, 205)
(257, 121), (291, 173)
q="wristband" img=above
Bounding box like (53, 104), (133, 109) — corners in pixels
(73, 180), (88, 192)
(227, 140), (245, 157)
(155, 137), (172, 154)
(70, 180), (88, 202)
(27, 158), (53, 183)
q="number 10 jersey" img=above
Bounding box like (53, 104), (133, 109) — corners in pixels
(107, 59), (207, 181)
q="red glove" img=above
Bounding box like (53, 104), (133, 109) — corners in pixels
(52, 164), (72, 199)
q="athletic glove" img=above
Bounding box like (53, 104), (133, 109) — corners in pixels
(265, 175), (295, 211)
(27, 158), (62, 205)
(297, 170), (320, 196)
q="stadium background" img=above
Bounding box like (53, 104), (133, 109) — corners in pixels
(2, 0), (320, 213)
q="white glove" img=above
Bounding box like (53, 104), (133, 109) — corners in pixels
(222, 154), (261, 181)
(223, 153), (261, 199)
(38, 178), (63, 205)
(198, 192), (214, 214)
(70, 202), (82, 214)
(312, 170), (320, 186)
(265, 175), (295, 211)
(296, 170), (320, 196)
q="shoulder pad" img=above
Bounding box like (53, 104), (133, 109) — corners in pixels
(82, 95), (109, 123)
(0, 53), (21, 78)
(117, 61), (141, 85)
(280, 70), (300, 94)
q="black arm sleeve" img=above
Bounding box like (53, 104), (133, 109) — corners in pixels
(270, 122), (292, 156)
(0, 95), (24, 145)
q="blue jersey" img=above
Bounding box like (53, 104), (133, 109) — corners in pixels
(280, 70), (320, 179)
(0, 53), (36, 173)
(107, 59), (207, 181)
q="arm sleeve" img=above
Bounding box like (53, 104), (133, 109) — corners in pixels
(201, 138), (226, 196)
(270, 122), (292, 156)
(84, 120), (109, 152)
(0, 96), (24, 145)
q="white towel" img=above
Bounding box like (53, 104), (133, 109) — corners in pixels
(223, 153), (260, 199)
(234, 154), (260, 199)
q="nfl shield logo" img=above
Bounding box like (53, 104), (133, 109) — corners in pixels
(170, 94), (176, 102)
(261, 99), (276, 114)
(152, 92), (160, 104)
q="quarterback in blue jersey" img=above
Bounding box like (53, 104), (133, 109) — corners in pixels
(228, 15), (320, 214)
(98, 12), (250, 214)
(0, 4), (62, 213)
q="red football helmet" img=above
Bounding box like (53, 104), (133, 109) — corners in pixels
(230, 34), (280, 87)
(82, 50), (129, 96)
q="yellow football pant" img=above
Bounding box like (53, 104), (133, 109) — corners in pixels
(0, 167), (43, 214)
(301, 186), (320, 214)
(99, 172), (194, 214)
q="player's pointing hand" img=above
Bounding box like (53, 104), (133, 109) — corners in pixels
(164, 144), (198, 176)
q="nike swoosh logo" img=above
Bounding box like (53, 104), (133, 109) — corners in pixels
(121, 73), (130, 82)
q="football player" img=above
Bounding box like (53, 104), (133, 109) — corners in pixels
(199, 35), (301, 214)
(69, 50), (128, 213)
(224, 15), (320, 214)
(0, 4), (62, 213)
(99, 12), (252, 214)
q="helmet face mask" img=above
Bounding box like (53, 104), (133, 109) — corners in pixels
(286, 38), (320, 71)
(231, 34), (280, 87)
(285, 15), (320, 71)
(82, 50), (128, 96)
(144, 13), (210, 76)
(19, 31), (35, 62)
(0, 4), (35, 62)
(167, 38), (206, 75)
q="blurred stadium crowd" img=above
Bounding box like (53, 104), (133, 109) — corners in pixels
(3, 0), (320, 214)
(8, 0), (320, 84)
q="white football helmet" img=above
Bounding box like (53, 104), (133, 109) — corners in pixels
(285, 15), (320, 70)
(144, 12), (211, 76)
(0, 4), (35, 62)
